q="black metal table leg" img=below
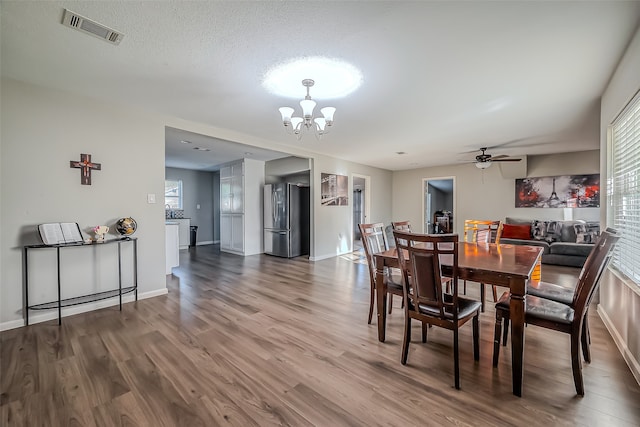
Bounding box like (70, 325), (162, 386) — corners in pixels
(57, 247), (61, 325)
(118, 241), (122, 310)
(24, 247), (29, 326)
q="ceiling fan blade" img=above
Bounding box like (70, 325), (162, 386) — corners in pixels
(490, 154), (509, 160)
(492, 158), (522, 162)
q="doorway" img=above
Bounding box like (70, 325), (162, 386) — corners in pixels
(352, 174), (371, 250)
(422, 177), (455, 233)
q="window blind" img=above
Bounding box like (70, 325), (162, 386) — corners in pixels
(609, 92), (640, 285)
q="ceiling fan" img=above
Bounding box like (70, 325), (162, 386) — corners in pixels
(472, 147), (522, 169)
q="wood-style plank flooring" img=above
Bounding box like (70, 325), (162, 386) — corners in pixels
(2, 244), (639, 426)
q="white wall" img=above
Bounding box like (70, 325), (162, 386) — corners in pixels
(311, 155), (393, 260)
(244, 158), (265, 256)
(392, 150), (600, 234)
(265, 156), (310, 177)
(212, 172), (220, 243)
(165, 167), (215, 244)
(1, 78), (167, 330)
(598, 26), (640, 384)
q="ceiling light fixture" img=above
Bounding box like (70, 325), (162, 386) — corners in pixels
(279, 79), (336, 140)
(475, 160), (492, 169)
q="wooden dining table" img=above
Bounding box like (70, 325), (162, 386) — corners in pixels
(374, 242), (543, 397)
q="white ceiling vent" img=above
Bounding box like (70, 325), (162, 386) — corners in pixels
(62, 9), (124, 45)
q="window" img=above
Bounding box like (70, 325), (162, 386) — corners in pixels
(165, 179), (183, 209)
(608, 91), (640, 286)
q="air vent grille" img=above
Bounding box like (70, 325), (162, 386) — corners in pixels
(62, 9), (124, 45)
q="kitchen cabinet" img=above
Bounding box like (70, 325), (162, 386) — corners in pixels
(220, 162), (244, 214)
(165, 222), (179, 274)
(220, 214), (244, 253)
(219, 158), (263, 256)
(173, 218), (190, 249)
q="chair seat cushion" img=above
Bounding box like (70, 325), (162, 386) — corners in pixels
(496, 292), (574, 324)
(527, 280), (574, 305)
(418, 296), (482, 320)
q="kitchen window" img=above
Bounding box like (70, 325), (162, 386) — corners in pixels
(165, 179), (183, 209)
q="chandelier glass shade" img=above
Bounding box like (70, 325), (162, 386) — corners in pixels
(279, 79), (335, 139)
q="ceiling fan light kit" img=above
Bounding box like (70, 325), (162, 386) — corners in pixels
(472, 147), (522, 169)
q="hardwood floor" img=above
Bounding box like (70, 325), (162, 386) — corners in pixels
(2, 244), (639, 426)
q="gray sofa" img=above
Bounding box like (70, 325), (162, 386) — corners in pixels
(499, 217), (600, 268)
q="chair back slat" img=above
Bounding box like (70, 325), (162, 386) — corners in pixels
(393, 231), (459, 319)
(359, 223), (390, 284)
(410, 252), (443, 305)
(391, 221), (412, 232)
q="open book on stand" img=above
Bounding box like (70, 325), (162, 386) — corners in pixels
(38, 223), (84, 245)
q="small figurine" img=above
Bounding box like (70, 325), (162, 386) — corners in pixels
(93, 225), (109, 242)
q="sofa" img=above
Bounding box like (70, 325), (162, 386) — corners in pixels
(498, 217), (600, 268)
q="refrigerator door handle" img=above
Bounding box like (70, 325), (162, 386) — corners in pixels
(272, 192), (277, 224)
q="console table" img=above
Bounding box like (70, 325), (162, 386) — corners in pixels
(23, 237), (138, 325)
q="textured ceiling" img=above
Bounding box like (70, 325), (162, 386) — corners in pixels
(2, 1), (639, 171)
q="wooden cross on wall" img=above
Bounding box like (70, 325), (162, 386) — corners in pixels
(70, 153), (101, 185)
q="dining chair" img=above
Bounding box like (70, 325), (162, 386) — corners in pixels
(391, 220), (412, 232)
(359, 223), (404, 323)
(492, 229), (620, 395)
(462, 219), (501, 311)
(393, 230), (481, 390)
(525, 227), (617, 356)
(393, 220), (453, 294)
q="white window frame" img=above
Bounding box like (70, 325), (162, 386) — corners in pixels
(165, 179), (183, 209)
(607, 90), (640, 287)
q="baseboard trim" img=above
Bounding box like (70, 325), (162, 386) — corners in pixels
(0, 287), (168, 332)
(309, 253), (332, 261)
(309, 251), (351, 262)
(196, 241), (214, 246)
(597, 304), (640, 386)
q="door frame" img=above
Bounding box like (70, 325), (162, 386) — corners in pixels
(352, 173), (371, 246)
(422, 176), (456, 233)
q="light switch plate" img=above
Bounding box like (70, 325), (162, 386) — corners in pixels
(196, 204), (201, 209)
(147, 193), (156, 203)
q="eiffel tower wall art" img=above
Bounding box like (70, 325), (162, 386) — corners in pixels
(515, 174), (600, 208)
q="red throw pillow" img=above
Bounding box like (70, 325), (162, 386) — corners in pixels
(501, 224), (531, 240)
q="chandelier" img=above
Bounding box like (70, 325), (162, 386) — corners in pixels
(278, 79), (336, 139)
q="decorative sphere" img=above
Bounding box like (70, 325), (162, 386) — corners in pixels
(115, 217), (137, 236)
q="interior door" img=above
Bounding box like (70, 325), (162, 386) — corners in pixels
(423, 177), (455, 233)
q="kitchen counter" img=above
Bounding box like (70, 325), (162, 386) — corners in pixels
(165, 223), (179, 274)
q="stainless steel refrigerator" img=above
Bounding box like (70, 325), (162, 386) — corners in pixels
(264, 183), (310, 258)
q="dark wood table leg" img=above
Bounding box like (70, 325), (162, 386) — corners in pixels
(375, 257), (387, 342)
(510, 277), (526, 397)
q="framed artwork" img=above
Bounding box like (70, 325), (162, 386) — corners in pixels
(515, 174), (600, 208)
(321, 173), (348, 206)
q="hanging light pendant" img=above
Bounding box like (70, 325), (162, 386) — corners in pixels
(279, 79), (335, 139)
